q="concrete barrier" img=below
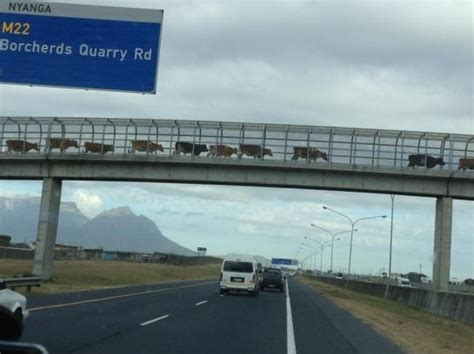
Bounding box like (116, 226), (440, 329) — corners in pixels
(313, 276), (474, 325)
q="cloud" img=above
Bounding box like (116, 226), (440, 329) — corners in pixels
(238, 222), (257, 234)
(71, 189), (103, 217)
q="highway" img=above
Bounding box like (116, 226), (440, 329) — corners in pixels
(22, 278), (401, 354)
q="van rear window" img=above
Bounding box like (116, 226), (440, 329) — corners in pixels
(223, 261), (253, 273)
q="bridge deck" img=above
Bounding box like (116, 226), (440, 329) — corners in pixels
(1, 117), (473, 199)
(1, 154), (473, 200)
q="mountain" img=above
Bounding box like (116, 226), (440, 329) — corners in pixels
(81, 206), (195, 255)
(0, 197), (195, 256)
(0, 197), (88, 244)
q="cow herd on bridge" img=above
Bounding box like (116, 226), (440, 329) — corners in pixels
(2, 138), (474, 170)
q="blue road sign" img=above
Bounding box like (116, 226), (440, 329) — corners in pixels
(271, 258), (293, 266)
(0, 2), (163, 93)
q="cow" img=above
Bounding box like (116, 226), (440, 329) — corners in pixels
(239, 144), (273, 159)
(207, 144), (238, 158)
(407, 154), (445, 168)
(129, 140), (164, 154)
(174, 141), (208, 156)
(6, 140), (38, 153)
(84, 142), (115, 154)
(47, 138), (79, 152)
(458, 158), (474, 170)
(292, 146), (328, 162)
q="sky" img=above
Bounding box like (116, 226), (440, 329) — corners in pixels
(0, 0), (472, 279)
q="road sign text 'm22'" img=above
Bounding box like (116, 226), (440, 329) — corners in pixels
(0, 2), (163, 93)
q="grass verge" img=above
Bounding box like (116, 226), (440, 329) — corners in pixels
(0, 259), (220, 294)
(298, 276), (474, 354)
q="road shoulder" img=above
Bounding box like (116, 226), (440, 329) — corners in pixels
(298, 276), (474, 354)
(289, 277), (402, 354)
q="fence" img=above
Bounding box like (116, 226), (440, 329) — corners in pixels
(1, 117), (473, 171)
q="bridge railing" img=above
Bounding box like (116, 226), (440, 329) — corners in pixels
(0, 117), (473, 171)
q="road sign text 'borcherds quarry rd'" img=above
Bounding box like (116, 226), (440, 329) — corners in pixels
(0, 2), (163, 93)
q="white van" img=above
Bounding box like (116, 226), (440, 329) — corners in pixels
(219, 256), (259, 296)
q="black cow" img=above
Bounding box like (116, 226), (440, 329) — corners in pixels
(175, 141), (208, 156)
(407, 154), (445, 168)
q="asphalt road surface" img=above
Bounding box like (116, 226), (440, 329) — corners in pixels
(22, 277), (401, 354)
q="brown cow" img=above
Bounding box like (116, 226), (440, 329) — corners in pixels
(239, 144), (272, 159)
(6, 140), (38, 153)
(129, 140), (164, 154)
(84, 142), (115, 154)
(207, 144), (238, 158)
(292, 146), (328, 162)
(458, 158), (474, 170)
(47, 138), (79, 152)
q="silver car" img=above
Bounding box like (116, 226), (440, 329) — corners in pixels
(0, 280), (29, 323)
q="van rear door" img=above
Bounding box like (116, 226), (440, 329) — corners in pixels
(222, 261), (255, 285)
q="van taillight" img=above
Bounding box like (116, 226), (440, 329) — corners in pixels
(220, 272), (223, 281)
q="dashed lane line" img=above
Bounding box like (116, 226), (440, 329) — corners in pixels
(140, 314), (169, 326)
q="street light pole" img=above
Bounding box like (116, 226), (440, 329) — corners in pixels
(348, 224), (355, 276)
(301, 243), (318, 271)
(297, 247), (312, 271)
(311, 224), (354, 273)
(305, 238), (331, 273)
(322, 206), (387, 275)
(389, 194), (395, 278)
(320, 246), (323, 271)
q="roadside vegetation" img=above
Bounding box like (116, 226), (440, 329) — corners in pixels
(299, 276), (474, 354)
(0, 259), (220, 294)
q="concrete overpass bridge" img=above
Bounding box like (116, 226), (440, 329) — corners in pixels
(1, 117), (473, 290)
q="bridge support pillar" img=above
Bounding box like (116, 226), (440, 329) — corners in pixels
(432, 197), (452, 292)
(33, 178), (62, 280)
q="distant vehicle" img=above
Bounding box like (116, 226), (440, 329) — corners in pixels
(0, 280), (28, 325)
(396, 277), (413, 287)
(334, 272), (344, 280)
(420, 275), (430, 283)
(256, 262), (263, 285)
(219, 256), (259, 296)
(260, 268), (285, 292)
(463, 278), (474, 286)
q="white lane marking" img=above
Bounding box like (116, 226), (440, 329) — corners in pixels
(195, 300), (208, 306)
(286, 278), (297, 354)
(140, 314), (169, 326)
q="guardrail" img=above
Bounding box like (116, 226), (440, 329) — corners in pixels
(2, 277), (42, 292)
(1, 117), (473, 172)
